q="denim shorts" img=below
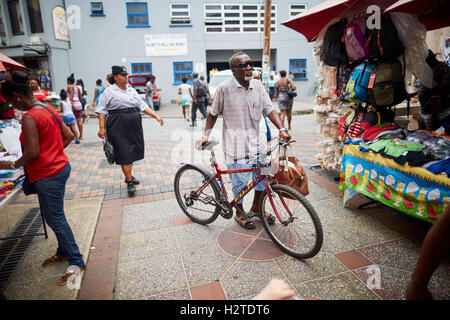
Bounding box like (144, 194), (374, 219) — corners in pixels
(62, 113), (76, 125)
(225, 154), (266, 204)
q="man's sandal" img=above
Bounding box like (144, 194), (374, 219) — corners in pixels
(234, 215), (255, 230)
(42, 255), (66, 267)
(57, 266), (85, 286)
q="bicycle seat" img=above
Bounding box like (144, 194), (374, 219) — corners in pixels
(201, 140), (220, 151)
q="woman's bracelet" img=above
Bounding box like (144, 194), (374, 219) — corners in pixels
(202, 135), (209, 140)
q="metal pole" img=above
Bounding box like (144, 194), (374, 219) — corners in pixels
(262, 0), (272, 90)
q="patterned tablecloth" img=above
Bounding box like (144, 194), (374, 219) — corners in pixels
(339, 144), (450, 224)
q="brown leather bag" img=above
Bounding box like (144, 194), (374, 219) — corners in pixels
(277, 156), (309, 197)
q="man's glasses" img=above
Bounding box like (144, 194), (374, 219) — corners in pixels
(232, 61), (254, 69)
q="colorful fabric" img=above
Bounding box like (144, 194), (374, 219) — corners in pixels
(340, 144), (450, 224)
(361, 139), (424, 157)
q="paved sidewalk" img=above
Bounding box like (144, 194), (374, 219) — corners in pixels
(1, 114), (449, 300)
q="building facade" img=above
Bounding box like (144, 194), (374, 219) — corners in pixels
(1, 0), (322, 102)
(0, 0), (71, 91)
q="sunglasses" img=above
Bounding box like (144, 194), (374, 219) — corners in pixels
(232, 61), (254, 69)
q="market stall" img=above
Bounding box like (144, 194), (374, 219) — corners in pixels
(0, 118), (24, 206)
(282, 0), (450, 222)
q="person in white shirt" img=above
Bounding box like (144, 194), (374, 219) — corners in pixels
(178, 77), (192, 122)
(59, 89), (80, 144)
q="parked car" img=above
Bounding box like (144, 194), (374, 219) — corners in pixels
(208, 69), (233, 100)
(209, 67), (262, 100)
(128, 74), (161, 110)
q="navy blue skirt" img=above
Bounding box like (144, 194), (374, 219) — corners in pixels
(106, 108), (144, 165)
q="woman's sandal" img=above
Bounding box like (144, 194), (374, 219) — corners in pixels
(42, 255), (66, 267)
(234, 215), (255, 230)
(57, 266), (86, 286)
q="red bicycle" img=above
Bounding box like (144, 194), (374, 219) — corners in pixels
(173, 139), (323, 259)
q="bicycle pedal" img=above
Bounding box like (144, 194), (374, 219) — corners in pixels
(202, 196), (214, 204)
(243, 211), (256, 219)
(220, 209), (233, 219)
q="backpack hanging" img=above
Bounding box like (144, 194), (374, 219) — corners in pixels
(344, 16), (370, 62)
(367, 60), (406, 109)
(365, 13), (404, 62)
(321, 18), (349, 67)
(343, 61), (376, 103)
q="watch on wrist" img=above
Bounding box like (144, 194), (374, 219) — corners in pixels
(10, 161), (15, 169)
(279, 128), (288, 132)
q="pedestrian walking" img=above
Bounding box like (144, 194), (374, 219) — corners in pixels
(0, 71), (86, 286)
(59, 89), (80, 144)
(178, 77), (192, 122)
(96, 66), (164, 196)
(191, 73), (208, 127)
(197, 52), (291, 229)
(92, 79), (104, 106)
(76, 79), (88, 123)
(66, 74), (84, 140)
(268, 75), (276, 101)
(275, 70), (296, 130)
(145, 76), (155, 111)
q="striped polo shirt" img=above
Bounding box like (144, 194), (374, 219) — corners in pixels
(210, 77), (275, 159)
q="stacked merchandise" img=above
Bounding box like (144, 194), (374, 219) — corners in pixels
(0, 119), (24, 201)
(313, 12), (435, 170)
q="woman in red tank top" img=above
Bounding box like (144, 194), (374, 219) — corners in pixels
(0, 71), (86, 286)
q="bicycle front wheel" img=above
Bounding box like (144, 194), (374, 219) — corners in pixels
(260, 184), (323, 259)
(173, 164), (221, 225)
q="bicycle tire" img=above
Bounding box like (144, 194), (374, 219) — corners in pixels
(173, 164), (221, 225)
(259, 184), (323, 259)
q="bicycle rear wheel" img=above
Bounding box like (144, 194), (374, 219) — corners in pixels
(260, 184), (323, 259)
(173, 164), (221, 225)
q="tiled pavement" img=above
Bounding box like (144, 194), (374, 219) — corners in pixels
(4, 116), (450, 300)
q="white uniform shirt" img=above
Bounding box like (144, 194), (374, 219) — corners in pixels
(95, 84), (148, 115)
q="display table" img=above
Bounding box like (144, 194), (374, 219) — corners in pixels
(339, 144), (450, 224)
(0, 186), (21, 211)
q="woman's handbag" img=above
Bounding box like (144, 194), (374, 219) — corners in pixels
(176, 94), (182, 105)
(22, 169), (37, 195)
(286, 84), (297, 98)
(103, 135), (115, 165)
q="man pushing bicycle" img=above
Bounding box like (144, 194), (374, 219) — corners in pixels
(197, 52), (291, 230)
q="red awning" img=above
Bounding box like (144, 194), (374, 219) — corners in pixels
(385, 0), (450, 31)
(281, 0), (400, 42)
(0, 53), (27, 70)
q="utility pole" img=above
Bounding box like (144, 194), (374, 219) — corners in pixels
(262, 0), (272, 90)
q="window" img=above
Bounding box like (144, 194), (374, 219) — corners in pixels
(26, 0), (43, 33)
(0, 8), (7, 37)
(7, 0), (24, 36)
(131, 63), (152, 74)
(126, 2), (149, 27)
(173, 61), (193, 84)
(170, 3), (190, 25)
(204, 3), (276, 33)
(289, 59), (307, 80)
(91, 2), (105, 16)
(289, 4), (307, 18)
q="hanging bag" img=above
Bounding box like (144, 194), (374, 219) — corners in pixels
(344, 16), (370, 62)
(321, 18), (349, 67)
(276, 145), (309, 197)
(365, 13), (404, 62)
(367, 60), (406, 109)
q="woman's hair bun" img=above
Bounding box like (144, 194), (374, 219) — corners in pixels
(70, 73), (74, 78)
(12, 71), (28, 84)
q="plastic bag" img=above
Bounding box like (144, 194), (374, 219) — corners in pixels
(390, 12), (433, 89)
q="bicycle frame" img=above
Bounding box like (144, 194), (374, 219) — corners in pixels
(191, 149), (294, 223)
